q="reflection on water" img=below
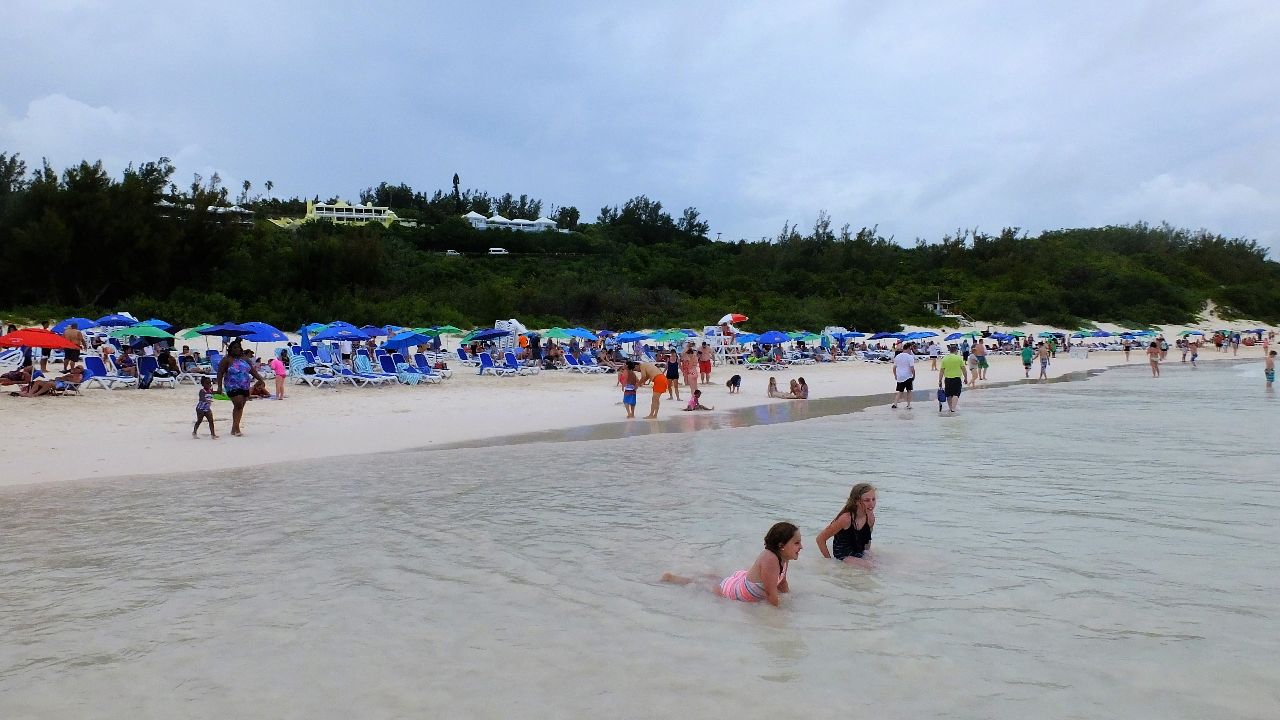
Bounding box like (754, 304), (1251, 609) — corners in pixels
(1, 362), (1278, 719)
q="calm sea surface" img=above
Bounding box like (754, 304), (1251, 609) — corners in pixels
(2, 361), (1277, 719)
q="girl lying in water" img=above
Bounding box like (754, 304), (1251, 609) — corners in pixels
(662, 522), (801, 607)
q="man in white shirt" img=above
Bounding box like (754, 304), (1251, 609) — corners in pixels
(891, 342), (916, 409)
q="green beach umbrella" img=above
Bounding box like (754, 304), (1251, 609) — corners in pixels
(542, 327), (576, 340)
(1005, 330), (1026, 337)
(793, 332), (821, 343)
(180, 324), (214, 339)
(648, 330), (689, 343)
(110, 324), (174, 339)
(432, 325), (464, 335)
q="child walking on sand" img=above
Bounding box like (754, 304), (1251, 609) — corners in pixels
(662, 522), (802, 607)
(271, 349), (287, 399)
(816, 483), (876, 565)
(193, 377), (218, 439)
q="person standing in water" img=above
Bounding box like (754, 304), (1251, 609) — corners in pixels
(891, 341), (916, 409)
(1146, 341), (1162, 378)
(938, 344), (968, 412)
(662, 522), (802, 607)
(971, 339), (989, 381)
(1265, 350), (1275, 388)
(663, 350), (681, 401)
(622, 361), (638, 419)
(1037, 342), (1051, 381)
(816, 483), (876, 565)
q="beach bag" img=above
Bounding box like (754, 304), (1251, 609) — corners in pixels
(434, 361), (448, 370)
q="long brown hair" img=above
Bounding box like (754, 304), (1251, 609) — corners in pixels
(763, 522), (799, 568)
(836, 483), (875, 522)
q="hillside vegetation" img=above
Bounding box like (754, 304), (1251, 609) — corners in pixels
(2, 153), (1277, 331)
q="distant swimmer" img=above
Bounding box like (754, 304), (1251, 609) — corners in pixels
(662, 522), (801, 607)
(816, 483), (876, 566)
(1266, 350), (1275, 388)
(1146, 341), (1161, 378)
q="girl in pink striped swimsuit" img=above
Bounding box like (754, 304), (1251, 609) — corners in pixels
(663, 522), (801, 607)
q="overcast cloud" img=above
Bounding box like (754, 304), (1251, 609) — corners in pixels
(3, 1), (1277, 248)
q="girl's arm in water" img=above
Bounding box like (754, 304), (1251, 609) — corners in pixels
(754, 551), (785, 607)
(815, 512), (852, 559)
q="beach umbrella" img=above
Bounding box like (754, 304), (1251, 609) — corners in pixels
(139, 318), (174, 330)
(108, 325), (173, 340)
(944, 332), (963, 341)
(312, 326), (370, 342)
(1005, 330), (1027, 337)
(903, 331), (938, 341)
(718, 313), (748, 325)
(51, 317), (96, 333)
(1179, 330), (1204, 336)
(1091, 330), (1112, 337)
(198, 322), (255, 338)
(1038, 331), (1063, 338)
(792, 332), (822, 343)
(180, 324), (215, 339)
(596, 329), (616, 337)
(466, 328), (511, 342)
(615, 331), (651, 343)
(755, 330), (792, 345)
(298, 322), (327, 334)
(836, 331), (866, 340)
(241, 322), (288, 343)
(542, 328), (576, 340)
(568, 328), (598, 341)
(869, 332), (904, 340)
(431, 325), (464, 335)
(736, 332), (760, 344)
(0, 328), (78, 350)
(385, 330), (436, 351)
(360, 325), (391, 337)
(94, 313), (138, 327)
(648, 330), (689, 343)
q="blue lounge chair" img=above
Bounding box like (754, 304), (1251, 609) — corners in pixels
(395, 353), (443, 384)
(288, 354), (338, 388)
(412, 352), (452, 379)
(477, 352), (515, 376)
(503, 351), (538, 375)
(83, 356), (138, 390)
(353, 355), (397, 384)
(455, 348), (481, 367)
(137, 356), (178, 389)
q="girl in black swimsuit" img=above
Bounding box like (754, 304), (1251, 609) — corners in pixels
(816, 483), (876, 563)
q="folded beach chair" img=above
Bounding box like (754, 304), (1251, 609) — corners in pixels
(83, 356), (138, 390)
(502, 351), (537, 375)
(412, 352), (452, 379)
(137, 356), (178, 389)
(477, 352), (515, 376)
(0, 348), (22, 372)
(456, 348), (481, 367)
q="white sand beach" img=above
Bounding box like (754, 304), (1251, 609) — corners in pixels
(2, 327), (1270, 489)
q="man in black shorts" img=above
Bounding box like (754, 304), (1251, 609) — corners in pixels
(62, 322), (86, 370)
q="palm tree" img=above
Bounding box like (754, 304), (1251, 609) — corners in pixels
(265, 179), (274, 200)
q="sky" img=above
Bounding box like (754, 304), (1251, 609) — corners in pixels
(2, 1), (1278, 249)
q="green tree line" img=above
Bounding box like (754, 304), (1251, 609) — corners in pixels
(2, 151), (1277, 331)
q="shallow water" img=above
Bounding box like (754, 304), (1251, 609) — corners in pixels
(2, 361), (1277, 719)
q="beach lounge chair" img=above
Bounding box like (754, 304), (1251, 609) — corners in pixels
(0, 348), (23, 371)
(395, 353), (443, 384)
(563, 354), (605, 374)
(456, 348), (481, 367)
(581, 354), (614, 373)
(288, 354), (338, 388)
(502, 351), (537, 375)
(412, 352), (452, 379)
(476, 352), (515, 376)
(335, 366), (380, 387)
(353, 355), (397, 384)
(83, 356), (138, 390)
(137, 356), (178, 389)
(377, 354), (426, 385)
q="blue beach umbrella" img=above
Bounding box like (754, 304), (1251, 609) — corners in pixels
(902, 331), (937, 341)
(869, 332), (904, 341)
(139, 318), (174, 330)
(312, 326), (370, 342)
(616, 331), (650, 343)
(52, 317), (96, 333)
(466, 328), (511, 342)
(385, 330), (436, 351)
(360, 325), (391, 337)
(568, 328), (599, 341)
(197, 322), (255, 337)
(241, 322), (288, 342)
(298, 322), (326, 334)
(755, 330), (792, 345)
(95, 313), (137, 327)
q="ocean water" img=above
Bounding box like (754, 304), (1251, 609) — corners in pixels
(2, 361), (1277, 719)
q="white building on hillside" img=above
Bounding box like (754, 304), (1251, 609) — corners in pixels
(462, 212), (563, 233)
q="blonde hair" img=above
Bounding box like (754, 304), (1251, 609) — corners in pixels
(837, 483), (876, 521)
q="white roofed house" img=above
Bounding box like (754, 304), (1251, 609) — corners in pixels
(462, 213), (568, 233)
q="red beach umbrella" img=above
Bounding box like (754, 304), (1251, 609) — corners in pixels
(718, 313), (748, 324)
(0, 328), (78, 350)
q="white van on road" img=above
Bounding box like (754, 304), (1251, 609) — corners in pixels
(487, 248), (510, 255)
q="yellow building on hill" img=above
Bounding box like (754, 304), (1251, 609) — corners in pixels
(270, 200), (416, 229)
